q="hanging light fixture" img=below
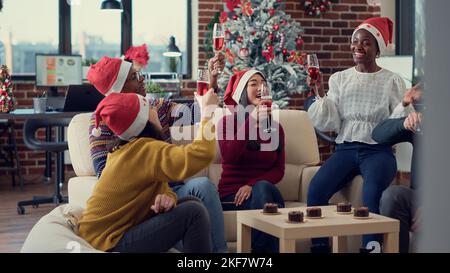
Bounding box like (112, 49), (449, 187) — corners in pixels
(101, 0), (123, 11)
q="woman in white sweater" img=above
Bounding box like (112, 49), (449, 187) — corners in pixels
(307, 17), (412, 252)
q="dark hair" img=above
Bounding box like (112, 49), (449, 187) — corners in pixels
(108, 121), (163, 153)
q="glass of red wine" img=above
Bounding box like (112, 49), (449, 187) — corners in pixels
(307, 54), (320, 97)
(197, 68), (210, 96)
(213, 23), (225, 74)
(260, 84), (276, 133)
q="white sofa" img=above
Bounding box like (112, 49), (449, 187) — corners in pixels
(65, 109), (365, 252)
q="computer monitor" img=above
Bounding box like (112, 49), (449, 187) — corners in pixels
(35, 54), (83, 93)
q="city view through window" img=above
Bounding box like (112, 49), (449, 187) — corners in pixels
(0, 0), (188, 75)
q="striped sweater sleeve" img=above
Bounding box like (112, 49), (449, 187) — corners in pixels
(88, 113), (116, 178)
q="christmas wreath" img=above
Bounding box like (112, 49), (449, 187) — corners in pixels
(302, 0), (331, 17)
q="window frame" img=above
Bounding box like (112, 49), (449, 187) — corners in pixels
(11, 0), (192, 80)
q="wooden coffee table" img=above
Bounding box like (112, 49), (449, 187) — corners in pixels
(236, 205), (399, 253)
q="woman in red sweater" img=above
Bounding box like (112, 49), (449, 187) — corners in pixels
(218, 69), (285, 253)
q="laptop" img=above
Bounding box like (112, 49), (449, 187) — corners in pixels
(62, 84), (105, 112)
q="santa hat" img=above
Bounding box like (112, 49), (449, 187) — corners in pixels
(124, 44), (150, 66)
(87, 56), (132, 96)
(352, 17), (394, 56)
(91, 93), (149, 141)
(224, 69), (265, 106)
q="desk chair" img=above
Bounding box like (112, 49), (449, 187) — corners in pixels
(0, 119), (23, 190)
(17, 118), (71, 215)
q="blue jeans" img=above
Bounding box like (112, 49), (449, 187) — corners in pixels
(171, 177), (227, 253)
(111, 200), (211, 253)
(307, 142), (397, 249)
(221, 180), (285, 253)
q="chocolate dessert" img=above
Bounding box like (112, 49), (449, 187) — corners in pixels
(263, 203), (279, 213)
(354, 207), (369, 217)
(306, 207), (322, 217)
(288, 211), (304, 223)
(337, 202), (352, 213)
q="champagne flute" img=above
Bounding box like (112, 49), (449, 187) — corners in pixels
(213, 23), (225, 74)
(260, 84), (276, 133)
(197, 68), (210, 96)
(307, 54), (320, 97)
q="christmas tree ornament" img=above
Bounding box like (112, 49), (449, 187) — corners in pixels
(273, 24), (280, 31)
(239, 47), (250, 58)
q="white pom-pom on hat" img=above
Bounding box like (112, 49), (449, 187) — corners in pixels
(91, 127), (102, 137)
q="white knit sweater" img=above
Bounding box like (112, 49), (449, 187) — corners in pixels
(308, 67), (413, 144)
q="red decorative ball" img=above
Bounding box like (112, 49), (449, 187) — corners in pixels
(232, 15), (238, 20)
(296, 38), (304, 49)
(239, 47), (249, 58)
(267, 45), (274, 52)
(282, 48), (288, 55)
(268, 33), (274, 40)
(237, 36), (243, 43)
(268, 8), (275, 16)
(273, 24), (279, 31)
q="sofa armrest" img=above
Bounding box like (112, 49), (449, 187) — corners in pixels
(299, 166), (320, 203)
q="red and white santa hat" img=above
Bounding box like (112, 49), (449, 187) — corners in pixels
(87, 56), (132, 96)
(224, 69), (265, 106)
(352, 17), (394, 56)
(91, 93), (149, 141)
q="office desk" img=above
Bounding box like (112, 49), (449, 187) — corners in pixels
(0, 109), (87, 183)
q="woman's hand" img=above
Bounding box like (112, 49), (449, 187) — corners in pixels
(234, 185), (252, 206)
(403, 111), (423, 132)
(151, 194), (176, 214)
(307, 72), (325, 97)
(402, 83), (422, 107)
(195, 89), (219, 120)
(208, 53), (225, 88)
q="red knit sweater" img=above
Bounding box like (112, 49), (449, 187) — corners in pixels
(217, 114), (285, 198)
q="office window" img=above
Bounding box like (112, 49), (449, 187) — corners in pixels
(71, 0), (121, 63)
(0, 0), (58, 74)
(132, 0), (188, 74)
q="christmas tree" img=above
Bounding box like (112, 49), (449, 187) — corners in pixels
(217, 0), (308, 108)
(0, 65), (17, 113)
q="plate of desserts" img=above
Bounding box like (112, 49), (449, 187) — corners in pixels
(285, 211), (307, 224)
(353, 207), (372, 219)
(306, 207), (324, 219)
(261, 203), (281, 215)
(335, 202), (353, 215)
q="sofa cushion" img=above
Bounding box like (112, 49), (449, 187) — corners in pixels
(277, 110), (320, 166)
(68, 112), (96, 177)
(68, 176), (98, 209)
(21, 204), (102, 253)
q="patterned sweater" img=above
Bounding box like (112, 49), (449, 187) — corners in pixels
(79, 120), (216, 251)
(308, 67), (413, 144)
(89, 98), (193, 177)
(217, 114), (285, 198)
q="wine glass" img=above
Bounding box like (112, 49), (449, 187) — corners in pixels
(197, 68), (210, 96)
(307, 54), (320, 97)
(260, 84), (276, 133)
(213, 23), (225, 74)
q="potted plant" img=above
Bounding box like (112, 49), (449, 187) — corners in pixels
(145, 81), (165, 100)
